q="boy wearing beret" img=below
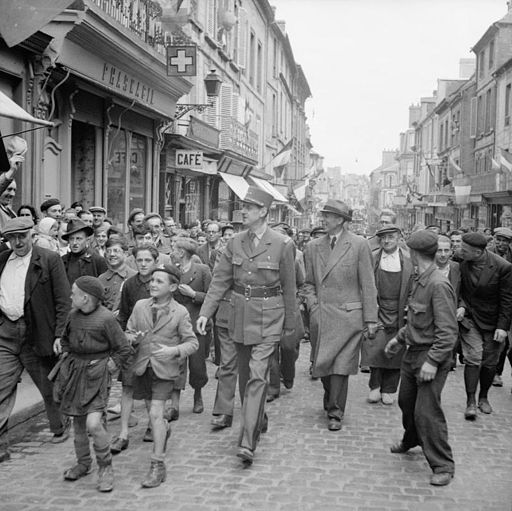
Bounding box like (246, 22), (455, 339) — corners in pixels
(126, 263), (198, 488)
(53, 276), (131, 492)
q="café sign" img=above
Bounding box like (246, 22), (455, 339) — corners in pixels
(176, 150), (203, 169)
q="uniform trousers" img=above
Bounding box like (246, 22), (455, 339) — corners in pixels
(398, 348), (454, 475)
(212, 326), (239, 416)
(187, 332), (209, 390)
(235, 340), (276, 451)
(0, 317), (66, 448)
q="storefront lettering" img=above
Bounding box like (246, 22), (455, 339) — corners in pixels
(102, 63), (155, 105)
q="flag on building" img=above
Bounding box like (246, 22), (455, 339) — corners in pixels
(492, 157), (501, 172)
(448, 156), (462, 174)
(293, 182), (307, 203)
(454, 185), (471, 205)
(272, 139), (293, 170)
(499, 148), (512, 173)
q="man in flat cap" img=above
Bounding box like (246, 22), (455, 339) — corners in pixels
(197, 185), (296, 465)
(363, 224), (413, 406)
(490, 227), (512, 263)
(302, 199), (378, 431)
(89, 206), (107, 229)
(457, 231), (512, 419)
(0, 217), (71, 462)
(385, 229), (457, 486)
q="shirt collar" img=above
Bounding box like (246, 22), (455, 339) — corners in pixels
(8, 249), (32, 262)
(381, 248), (399, 259)
(250, 224), (267, 240)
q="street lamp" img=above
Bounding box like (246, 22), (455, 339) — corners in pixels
(174, 69), (222, 120)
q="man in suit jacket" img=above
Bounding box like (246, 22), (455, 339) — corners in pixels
(302, 199), (378, 431)
(0, 217), (71, 462)
(197, 186), (296, 465)
(458, 232), (512, 420)
(197, 221), (221, 271)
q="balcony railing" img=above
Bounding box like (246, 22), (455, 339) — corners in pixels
(220, 117), (259, 162)
(89, 0), (199, 54)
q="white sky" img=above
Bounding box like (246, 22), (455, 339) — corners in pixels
(271, 0), (507, 174)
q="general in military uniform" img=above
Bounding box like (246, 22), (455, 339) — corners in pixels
(197, 186), (296, 465)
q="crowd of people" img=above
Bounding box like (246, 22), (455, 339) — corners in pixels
(0, 144), (511, 493)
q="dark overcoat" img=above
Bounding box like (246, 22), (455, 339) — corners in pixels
(0, 246), (71, 356)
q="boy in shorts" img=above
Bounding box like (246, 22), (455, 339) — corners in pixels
(126, 263), (198, 488)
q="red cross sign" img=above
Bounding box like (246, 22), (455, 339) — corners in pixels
(167, 45), (197, 77)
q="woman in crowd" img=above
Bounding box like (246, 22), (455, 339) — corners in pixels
(17, 204), (38, 225)
(34, 217), (60, 252)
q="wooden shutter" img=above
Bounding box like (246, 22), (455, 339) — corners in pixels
(207, 0), (216, 38)
(220, 83), (233, 148)
(470, 97), (477, 138)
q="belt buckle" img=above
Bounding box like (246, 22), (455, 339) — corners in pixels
(244, 285), (251, 299)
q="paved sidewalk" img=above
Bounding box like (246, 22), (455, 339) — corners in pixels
(1, 343), (512, 511)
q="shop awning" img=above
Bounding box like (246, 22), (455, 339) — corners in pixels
(250, 177), (288, 203)
(0, 90), (54, 128)
(219, 172), (249, 200)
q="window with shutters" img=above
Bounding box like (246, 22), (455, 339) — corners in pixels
(249, 31), (255, 86)
(505, 84), (511, 126)
(207, 0), (216, 38)
(479, 50), (485, 79)
(470, 96), (477, 138)
(477, 94), (484, 135)
(257, 41), (262, 93)
(272, 93), (277, 136)
(237, 8), (247, 70)
(206, 96), (219, 130)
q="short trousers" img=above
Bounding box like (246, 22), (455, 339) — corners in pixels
(133, 366), (175, 401)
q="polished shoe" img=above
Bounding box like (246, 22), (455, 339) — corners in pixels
(266, 393), (279, 403)
(381, 393), (394, 405)
(283, 380), (293, 390)
(492, 375), (503, 387)
(478, 399), (493, 414)
(141, 460), (166, 488)
(390, 441), (409, 454)
(193, 391), (204, 414)
(51, 419), (71, 444)
(211, 414), (233, 430)
(430, 472), (453, 486)
(143, 426), (153, 442)
(368, 388), (381, 403)
(360, 365), (370, 373)
(110, 436), (129, 454)
(97, 464), (114, 492)
(237, 447), (254, 465)
(63, 463), (91, 481)
(464, 404), (477, 421)
(0, 448), (10, 463)
(164, 407), (180, 422)
(327, 418), (342, 431)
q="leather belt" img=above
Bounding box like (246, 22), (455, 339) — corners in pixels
(233, 284), (282, 299)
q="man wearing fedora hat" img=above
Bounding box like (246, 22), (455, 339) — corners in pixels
(302, 199), (378, 431)
(197, 185), (296, 465)
(61, 219), (108, 285)
(0, 217), (71, 462)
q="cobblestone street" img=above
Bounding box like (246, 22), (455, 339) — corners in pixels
(1, 343), (512, 511)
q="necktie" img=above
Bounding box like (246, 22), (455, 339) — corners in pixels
(248, 232), (256, 251)
(331, 236), (337, 250)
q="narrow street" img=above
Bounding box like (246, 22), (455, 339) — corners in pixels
(1, 343), (511, 511)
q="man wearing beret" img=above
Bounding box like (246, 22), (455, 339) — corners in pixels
(457, 231), (512, 419)
(302, 199), (378, 431)
(385, 230), (457, 486)
(197, 186), (296, 465)
(0, 217), (71, 462)
(363, 224), (413, 406)
(40, 198), (62, 220)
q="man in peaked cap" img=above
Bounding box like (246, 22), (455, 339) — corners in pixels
(197, 185), (296, 465)
(385, 229), (457, 486)
(302, 199), (378, 431)
(362, 224), (413, 406)
(457, 230), (512, 420)
(0, 217), (71, 462)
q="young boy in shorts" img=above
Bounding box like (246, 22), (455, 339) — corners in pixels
(53, 276), (131, 492)
(126, 263), (198, 488)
